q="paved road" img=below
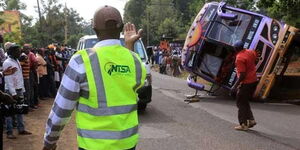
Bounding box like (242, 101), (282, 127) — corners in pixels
(138, 72), (300, 150)
(4, 71), (300, 150)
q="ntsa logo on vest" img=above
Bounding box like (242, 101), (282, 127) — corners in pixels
(105, 62), (131, 76)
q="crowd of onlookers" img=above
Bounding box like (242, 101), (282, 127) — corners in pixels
(148, 44), (183, 77)
(0, 35), (75, 143)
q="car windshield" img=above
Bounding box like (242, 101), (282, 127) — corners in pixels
(120, 39), (146, 62)
(85, 38), (147, 62)
(85, 38), (99, 49)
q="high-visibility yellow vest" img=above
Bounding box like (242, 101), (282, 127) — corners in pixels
(75, 45), (146, 150)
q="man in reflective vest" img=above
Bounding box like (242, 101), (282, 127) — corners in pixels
(43, 5), (146, 150)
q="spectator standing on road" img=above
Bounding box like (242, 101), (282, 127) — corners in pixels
(55, 47), (67, 78)
(23, 44), (39, 109)
(43, 5), (146, 150)
(159, 53), (167, 74)
(158, 50), (163, 66)
(154, 47), (159, 65)
(19, 52), (31, 108)
(44, 49), (57, 97)
(146, 46), (153, 64)
(3, 44), (32, 139)
(172, 51), (181, 77)
(231, 40), (257, 131)
(36, 49), (48, 99)
(0, 35), (6, 66)
(0, 35), (7, 91)
(165, 53), (172, 75)
(48, 47), (60, 88)
(0, 67), (18, 149)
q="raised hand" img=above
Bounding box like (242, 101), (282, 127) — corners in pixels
(124, 22), (143, 51)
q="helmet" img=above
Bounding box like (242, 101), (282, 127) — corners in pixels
(233, 40), (244, 51)
(93, 5), (123, 31)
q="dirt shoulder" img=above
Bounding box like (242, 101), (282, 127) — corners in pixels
(4, 99), (78, 150)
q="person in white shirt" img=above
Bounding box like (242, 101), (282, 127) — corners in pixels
(3, 44), (31, 139)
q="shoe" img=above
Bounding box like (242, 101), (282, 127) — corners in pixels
(234, 124), (248, 131)
(7, 134), (17, 139)
(19, 130), (32, 135)
(248, 120), (257, 128)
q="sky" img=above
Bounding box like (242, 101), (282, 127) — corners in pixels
(20, 0), (129, 21)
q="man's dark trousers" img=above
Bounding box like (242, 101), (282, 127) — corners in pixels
(236, 82), (257, 125)
(23, 79), (31, 106)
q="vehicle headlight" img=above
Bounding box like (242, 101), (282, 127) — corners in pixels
(272, 33), (278, 39)
(273, 25), (279, 32)
(271, 21), (280, 45)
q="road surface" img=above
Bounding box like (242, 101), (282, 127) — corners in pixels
(4, 71), (300, 150)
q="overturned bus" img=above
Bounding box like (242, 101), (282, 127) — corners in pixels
(182, 2), (300, 100)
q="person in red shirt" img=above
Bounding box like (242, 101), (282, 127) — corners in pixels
(23, 44), (39, 109)
(231, 40), (257, 131)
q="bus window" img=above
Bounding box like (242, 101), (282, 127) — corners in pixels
(261, 24), (269, 40)
(208, 9), (252, 46)
(257, 45), (272, 73)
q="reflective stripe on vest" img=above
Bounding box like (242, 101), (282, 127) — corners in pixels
(78, 125), (138, 139)
(75, 45), (146, 150)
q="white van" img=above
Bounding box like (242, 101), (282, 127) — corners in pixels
(77, 35), (152, 110)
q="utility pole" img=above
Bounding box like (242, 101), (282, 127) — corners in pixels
(147, 11), (150, 46)
(64, 3), (68, 45)
(36, 0), (43, 47)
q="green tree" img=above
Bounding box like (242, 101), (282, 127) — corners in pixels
(5, 0), (26, 10)
(21, 16), (41, 46)
(157, 18), (181, 38)
(0, 0), (95, 48)
(0, 0), (26, 10)
(125, 0), (185, 45)
(147, 0), (182, 44)
(37, 0), (85, 47)
(124, 0), (147, 28)
(258, 0), (300, 28)
(41, 0), (65, 44)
